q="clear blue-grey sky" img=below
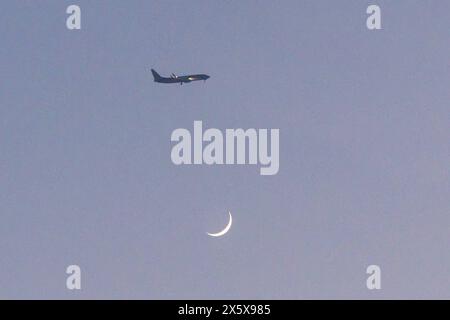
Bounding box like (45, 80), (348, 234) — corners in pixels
(0, 1), (449, 299)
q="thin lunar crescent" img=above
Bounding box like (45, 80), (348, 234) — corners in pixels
(207, 212), (233, 237)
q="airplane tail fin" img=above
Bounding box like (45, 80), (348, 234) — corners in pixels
(151, 69), (162, 81)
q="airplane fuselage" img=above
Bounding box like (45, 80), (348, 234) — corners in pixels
(152, 69), (210, 85)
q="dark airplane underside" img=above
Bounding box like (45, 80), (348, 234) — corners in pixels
(151, 69), (210, 85)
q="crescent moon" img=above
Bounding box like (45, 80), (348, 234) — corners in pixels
(207, 211), (233, 237)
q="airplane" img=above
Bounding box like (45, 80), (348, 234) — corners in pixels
(151, 69), (210, 85)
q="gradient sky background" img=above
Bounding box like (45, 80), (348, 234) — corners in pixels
(0, 1), (449, 299)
